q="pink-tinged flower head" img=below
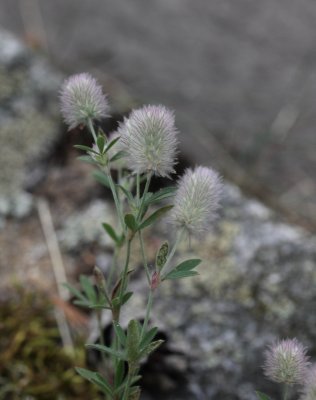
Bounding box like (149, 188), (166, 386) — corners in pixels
(119, 105), (178, 177)
(263, 339), (310, 386)
(169, 166), (222, 235)
(60, 73), (109, 129)
(300, 365), (316, 400)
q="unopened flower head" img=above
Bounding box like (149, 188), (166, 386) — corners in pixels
(169, 166), (222, 235)
(60, 73), (109, 129)
(263, 339), (309, 386)
(119, 105), (178, 177)
(300, 365), (316, 400)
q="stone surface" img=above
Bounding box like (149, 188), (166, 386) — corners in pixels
(0, 28), (62, 220)
(72, 186), (316, 400)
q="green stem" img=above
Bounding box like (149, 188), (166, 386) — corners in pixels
(122, 368), (132, 400)
(138, 231), (151, 284)
(106, 168), (125, 231)
(87, 119), (98, 143)
(107, 245), (118, 291)
(87, 119), (125, 231)
(136, 172), (152, 222)
(283, 385), (290, 400)
(97, 311), (107, 367)
(160, 229), (184, 274)
(141, 289), (153, 339)
(118, 239), (132, 305)
(136, 173), (140, 206)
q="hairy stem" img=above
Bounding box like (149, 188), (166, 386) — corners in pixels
(107, 245), (118, 291)
(283, 385), (290, 400)
(136, 172), (152, 222)
(138, 230), (151, 284)
(97, 310), (107, 370)
(160, 228), (184, 274)
(106, 168), (125, 231)
(118, 238), (132, 307)
(141, 289), (154, 339)
(87, 118), (98, 143)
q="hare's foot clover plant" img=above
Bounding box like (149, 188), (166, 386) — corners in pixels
(257, 338), (316, 400)
(60, 72), (222, 399)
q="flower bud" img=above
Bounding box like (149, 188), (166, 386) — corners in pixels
(119, 105), (178, 177)
(263, 338), (310, 385)
(60, 73), (109, 130)
(169, 166), (222, 236)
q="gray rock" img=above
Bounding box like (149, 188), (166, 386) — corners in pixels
(0, 28), (62, 218)
(82, 184), (316, 399)
(58, 200), (116, 251)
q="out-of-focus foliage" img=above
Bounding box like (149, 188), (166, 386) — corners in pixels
(0, 287), (100, 400)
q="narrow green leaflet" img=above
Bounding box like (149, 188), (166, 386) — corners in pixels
(86, 344), (127, 360)
(117, 184), (134, 204)
(114, 360), (125, 389)
(110, 150), (127, 162)
(126, 319), (141, 363)
(93, 170), (110, 188)
(145, 186), (176, 206)
(102, 222), (121, 245)
(74, 144), (97, 153)
(163, 259), (201, 280)
(121, 291), (133, 305)
(88, 303), (111, 310)
(140, 339), (164, 358)
(79, 275), (97, 303)
(73, 299), (92, 308)
(63, 282), (86, 302)
(113, 322), (126, 346)
(138, 205), (173, 230)
(97, 135), (106, 153)
(75, 367), (113, 397)
(77, 155), (98, 165)
(113, 375), (141, 396)
(255, 392), (272, 400)
(140, 327), (158, 349)
(124, 214), (138, 232)
(105, 136), (120, 153)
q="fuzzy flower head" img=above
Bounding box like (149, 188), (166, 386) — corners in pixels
(169, 166), (222, 236)
(301, 365), (316, 400)
(119, 105), (178, 177)
(60, 73), (109, 129)
(263, 339), (310, 386)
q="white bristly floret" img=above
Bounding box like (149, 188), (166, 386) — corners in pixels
(263, 339), (310, 386)
(119, 105), (178, 177)
(60, 73), (109, 130)
(169, 166), (222, 236)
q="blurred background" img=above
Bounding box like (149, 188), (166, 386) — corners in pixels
(0, 1), (316, 399)
(2, 0), (316, 228)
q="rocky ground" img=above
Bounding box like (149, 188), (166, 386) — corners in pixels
(0, 28), (316, 400)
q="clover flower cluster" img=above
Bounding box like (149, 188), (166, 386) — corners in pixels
(60, 73), (222, 238)
(119, 105), (178, 177)
(170, 166), (222, 235)
(263, 339), (310, 386)
(60, 73), (109, 130)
